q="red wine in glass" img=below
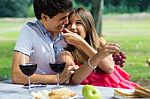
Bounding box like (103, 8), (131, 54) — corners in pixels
(19, 51), (37, 93)
(49, 62), (66, 74)
(49, 62), (66, 89)
(19, 63), (37, 77)
(19, 63), (37, 92)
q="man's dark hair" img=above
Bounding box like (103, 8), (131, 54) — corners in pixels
(33, 0), (73, 19)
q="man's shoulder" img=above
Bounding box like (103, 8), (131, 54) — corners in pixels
(23, 20), (41, 33)
(26, 20), (37, 27)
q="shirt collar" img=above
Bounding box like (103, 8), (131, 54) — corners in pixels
(36, 20), (62, 40)
(36, 20), (51, 35)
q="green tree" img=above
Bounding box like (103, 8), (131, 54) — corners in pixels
(75, 0), (91, 6)
(0, 0), (31, 17)
(91, 0), (103, 35)
(104, 0), (150, 13)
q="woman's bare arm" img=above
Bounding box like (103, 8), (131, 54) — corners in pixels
(62, 32), (115, 73)
(71, 43), (120, 84)
(62, 44), (119, 84)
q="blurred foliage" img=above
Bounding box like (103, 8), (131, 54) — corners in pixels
(0, 0), (32, 17)
(72, 0), (91, 11)
(0, 0), (150, 17)
(104, 0), (150, 14)
(75, 0), (91, 7)
(27, 4), (34, 17)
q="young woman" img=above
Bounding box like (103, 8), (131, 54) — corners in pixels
(62, 7), (138, 89)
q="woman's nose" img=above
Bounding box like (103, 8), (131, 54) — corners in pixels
(71, 24), (76, 31)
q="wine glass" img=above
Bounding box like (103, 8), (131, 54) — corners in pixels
(49, 49), (66, 89)
(19, 51), (37, 92)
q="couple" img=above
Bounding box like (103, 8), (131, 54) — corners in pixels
(12, 0), (137, 89)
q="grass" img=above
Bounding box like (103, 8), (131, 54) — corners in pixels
(105, 35), (150, 82)
(103, 14), (150, 82)
(0, 18), (23, 79)
(0, 41), (16, 79)
(0, 15), (150, 82)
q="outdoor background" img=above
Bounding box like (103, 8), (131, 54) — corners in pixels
(0, 0), (150, 88)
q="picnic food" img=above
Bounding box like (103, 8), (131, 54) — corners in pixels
(62, 28), (67, 33)
(31, 88), (76, 99)
(134, 85), (150, 97)
(112, 51), (126, 67)
(114, 85), (150, 98)
(49, 88), (76, 99)
(82, 85), (101, 99)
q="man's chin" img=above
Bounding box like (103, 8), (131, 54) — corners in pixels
(54, 28), (62, 33)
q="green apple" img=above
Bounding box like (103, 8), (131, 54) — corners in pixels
(82, 85), (101, 99)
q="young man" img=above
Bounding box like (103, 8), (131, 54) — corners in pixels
(11, 0), (76, 84)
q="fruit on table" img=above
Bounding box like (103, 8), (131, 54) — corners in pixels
(82, 85), (101, 99)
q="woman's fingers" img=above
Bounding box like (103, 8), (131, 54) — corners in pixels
(62, 32), (82, 46)
(105, 43), (120, 52)
(65, 65), (79, 75)
(98, 43), (120, 55)
(106, 43), (120, 52)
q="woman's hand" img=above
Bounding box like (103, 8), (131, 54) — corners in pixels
(98, 43), (120, 58)
(59, 64), (79, 83)
(61, 28), (85, 47)
(62, 64), (79, 75)
(59, 51), (79, 83)
(94, 43), (120, 73)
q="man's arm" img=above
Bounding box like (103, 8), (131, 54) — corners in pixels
(11, 51), (72, 84)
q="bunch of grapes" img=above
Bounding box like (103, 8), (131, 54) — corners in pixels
(112, 51), (126, 67)
(62, 28), (67, 33)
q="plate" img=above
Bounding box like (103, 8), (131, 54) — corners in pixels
(114, 88), (137, 98)
(31, 90), (49, 99)
(68, 95), (83, 99)
(31, 88), (79, 99)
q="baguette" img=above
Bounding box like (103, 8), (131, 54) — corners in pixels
(31, 88), (76, 99)
(134, 89), (150, 98)
(114, 89), (139, 98)
(49, 88), (76, 99)
(135, 85), (150, 93)
(134, 85), (150, 98)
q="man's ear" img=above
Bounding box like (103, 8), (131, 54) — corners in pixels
(41, 13), (48, 21)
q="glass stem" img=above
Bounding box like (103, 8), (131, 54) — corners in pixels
(28, 77), (31, 92)
(57, 73), (59, 88)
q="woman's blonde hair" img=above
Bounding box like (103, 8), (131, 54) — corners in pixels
(66, 7), (105, 64)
